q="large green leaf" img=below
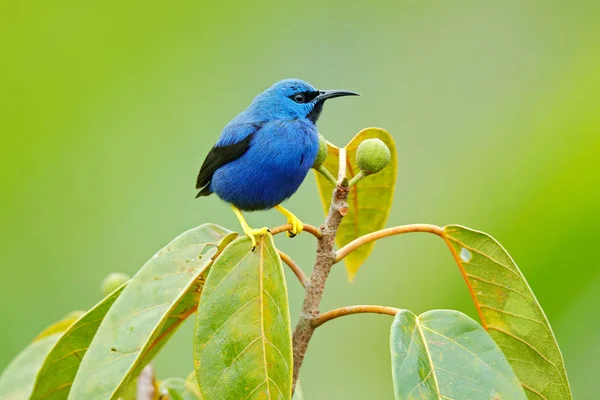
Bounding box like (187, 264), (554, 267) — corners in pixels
(69, 224), (236, 400)
(0, 314), (79, 400)
(315, 127), (396, 280)
(442, 225), (572, 399)
(30, 285), (126, 400)
(194, 234), (293, 400)
(391, 309), (526, 400)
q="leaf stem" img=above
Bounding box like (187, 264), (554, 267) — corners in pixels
(270, 223), (322, 239)
(312, 305), (399, 328)
(278, 250), (307, 287)
(347, 170), (367, 187)
(335, 224), (444, 263)
(315, 165), (337, 186)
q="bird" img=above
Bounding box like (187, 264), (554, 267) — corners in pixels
(195, 79), (359, 248)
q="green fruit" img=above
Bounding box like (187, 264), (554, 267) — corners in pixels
(356, 138), (391, 174)
(101, 272), (130, 296)
(312, 133), (329, 169)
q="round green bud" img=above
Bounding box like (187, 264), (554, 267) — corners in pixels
(356, 138), (391, 174)
(312, 134), (329, 169)
(101, 272), (130, 296)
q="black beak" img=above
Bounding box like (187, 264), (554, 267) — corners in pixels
(314, 89), (360, 101)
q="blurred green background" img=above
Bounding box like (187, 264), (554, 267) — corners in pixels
(1, 1), (599, 398)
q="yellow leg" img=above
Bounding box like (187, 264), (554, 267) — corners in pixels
(275, 205), (304, 238)
(231, 206), (268, 250)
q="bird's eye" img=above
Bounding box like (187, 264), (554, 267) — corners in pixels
(293, 93), (305, 103)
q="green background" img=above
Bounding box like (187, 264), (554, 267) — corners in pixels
(1, 1), (598, 398)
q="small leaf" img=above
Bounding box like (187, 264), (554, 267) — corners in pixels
(314, 127), (397, 280)
(390, 309), (527, 400)
(0, 314), (78, 400)
(69, 224), (236, 400)
(30, 285), (125, 400)
(443, 225), (573, 399)
(194, 234), (293, 400)
(158, 373), (202, 400)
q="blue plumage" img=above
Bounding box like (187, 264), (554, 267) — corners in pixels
(212, 119), (318, 210)
(196, 79), (358, 212)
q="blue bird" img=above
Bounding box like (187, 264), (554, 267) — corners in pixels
(196, 79), (358, 248)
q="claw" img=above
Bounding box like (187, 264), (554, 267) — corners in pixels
(243, 226), (269, 250)
(286, 215), (303, 238)
(231, 205), (268, 250)
(275, 205), (304, 238)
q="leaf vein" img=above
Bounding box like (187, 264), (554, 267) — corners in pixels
(243, 380), (267, 400)
(199, 295), (260, 350)
(422, 326), (512, 380)
(212, 336), (261, 389)
(487, 325), (557, 368)
(479, 305), (547, 327)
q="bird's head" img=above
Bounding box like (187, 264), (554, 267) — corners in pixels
(250, 79), (359, 123)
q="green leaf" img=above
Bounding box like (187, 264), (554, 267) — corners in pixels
(443, 225), (572, 399)
(69, 224), (236, 400)
(30, 285), (126, 400)
(390, 309), (527, 400)
(158, 373), (202, 400)
(0, 314), (78, 400)
(194, 234), (293, 400)
(314, 127), (397, 281)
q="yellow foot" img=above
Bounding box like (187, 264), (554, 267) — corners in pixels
(242, 226), (269, 250)
(275, 205), (304, 238)
(231, 205), (269, 250)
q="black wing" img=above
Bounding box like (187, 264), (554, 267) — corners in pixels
(195, 131), (255, 198)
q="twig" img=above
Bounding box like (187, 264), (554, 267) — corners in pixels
(347, 170), (366, 187)
(335, 224), (444, 263)
(270, 223), (322, 239)
(278, 250), (307, 287)
(312, 305), (399, 328)
(291, 150), (350, 390)
(337, 148), (347, 184)
(315, 165), (337, 186)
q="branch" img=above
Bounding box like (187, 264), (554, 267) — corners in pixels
(335, 224), (444, 263)
(270, 223), (322, 239)
(278, 249), (307, 287)
(312, 305), (399, 328)
(291, 149), (350, 390)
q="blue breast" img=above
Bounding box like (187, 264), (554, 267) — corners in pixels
(211, 119), (319, 211)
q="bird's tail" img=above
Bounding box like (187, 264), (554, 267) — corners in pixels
(195, 185), (212, 198)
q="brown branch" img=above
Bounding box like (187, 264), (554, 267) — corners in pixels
(278, 249), (307, 287)
(335, 224), (444, 263)
(270, 223), (322, 239)
(312, 305), (399, 328)
(291, 151), (350, 391)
